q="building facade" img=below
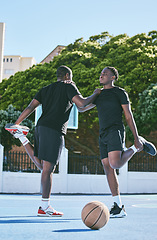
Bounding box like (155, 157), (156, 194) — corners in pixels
(0, 23), (5, 82)
(40, 45), (65, 63)
(2, 55), (36, 80)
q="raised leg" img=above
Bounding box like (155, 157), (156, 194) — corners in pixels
(24, 142), (43, 170)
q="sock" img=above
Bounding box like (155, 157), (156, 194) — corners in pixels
(19, 135), (29, 146)
(130, 145), (138, 154)
(123, 143), (128, 151)
(113, 195), (122, 208)
(41, 198), (50, 210)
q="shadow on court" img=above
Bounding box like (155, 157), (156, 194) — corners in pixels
(53, 229), (93, 232)
(0, 216), (80, 224)
(0, 194), (157, 240)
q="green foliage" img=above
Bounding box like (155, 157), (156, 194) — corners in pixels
(0, 64), (57, 112)
(125, 83), (157, 141)
(0, 30), (157, 151)
(0, 105), (35, 150)
(135, 83), (157, 134)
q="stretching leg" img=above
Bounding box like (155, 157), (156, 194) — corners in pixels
(24, 142), (43, 170)
(108, 145), (143, 169)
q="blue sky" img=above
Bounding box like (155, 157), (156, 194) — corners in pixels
(1, 0), (157, 63)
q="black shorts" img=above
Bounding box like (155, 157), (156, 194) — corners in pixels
(34, 126), (64, 164)
(99, 128), (125, 159)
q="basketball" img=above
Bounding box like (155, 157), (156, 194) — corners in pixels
(81, 201), (110, 230)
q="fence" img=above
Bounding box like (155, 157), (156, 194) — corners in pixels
(3, 151), (40, 173)
(3, 151), (59, 173)
(68, 154), (103, 174)
(128, 152), (157, 172)
(1, 145), (157, 194)
(3, 151), (102, 174)
(3, 150), (157, 173)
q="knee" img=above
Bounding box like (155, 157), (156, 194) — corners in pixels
(109, 159), (120, 169)
(101, 159), (112, 175)
(108, 152), (122, 169)
(42, 167), (52, 176)
(42, 161), (55, 174)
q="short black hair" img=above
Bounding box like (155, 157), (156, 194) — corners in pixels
(106, 66), (119, 81)
(56, 65), (72, 79)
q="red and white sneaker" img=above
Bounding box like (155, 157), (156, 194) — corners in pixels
(37, 206), (63, 217)
(5, 123), (29, 138)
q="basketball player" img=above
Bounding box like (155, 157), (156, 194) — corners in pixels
(78, 66), (156, 218)
(5, 65), (101, 217)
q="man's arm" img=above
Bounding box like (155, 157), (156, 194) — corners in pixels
(122, 103), (142, 150)
(72, 88), (101, 108)
(77, 103), (96, 112)
(15, 99), (40, 124)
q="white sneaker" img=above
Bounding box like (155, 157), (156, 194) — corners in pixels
(5, 124), (29, 138)
(37, 206), (63, 217)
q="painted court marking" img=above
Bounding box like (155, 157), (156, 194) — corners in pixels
(132, 203), (157, 208)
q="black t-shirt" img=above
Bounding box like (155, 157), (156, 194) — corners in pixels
(94, 86), (130, 134)
(34, 81), (81, 135)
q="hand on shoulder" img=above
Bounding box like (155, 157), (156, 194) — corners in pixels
(93, 88), (102, 95)
(63, 80), (75, 84)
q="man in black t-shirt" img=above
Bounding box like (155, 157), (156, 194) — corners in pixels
(5, 65), (101, 217)
(78, 66), (156, 218)
(34, 80), (81, 135)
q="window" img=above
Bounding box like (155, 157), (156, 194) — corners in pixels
(10, 58), (12, 62)
(3, 58), (5, 62)
(4, 69), (14, 74)
(6, 58), (9, 62)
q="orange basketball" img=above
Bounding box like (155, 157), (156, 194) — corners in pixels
(81, 201), (110, 230)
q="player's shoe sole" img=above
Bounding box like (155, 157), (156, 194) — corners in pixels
(139, 136), (157, 156)
(5, 123), (29, 136)
(37, 206), (63, 217)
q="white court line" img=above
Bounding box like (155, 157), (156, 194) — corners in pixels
(132, 204), (157, 208)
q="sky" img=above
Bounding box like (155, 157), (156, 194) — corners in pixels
(0, 0), (157, 63)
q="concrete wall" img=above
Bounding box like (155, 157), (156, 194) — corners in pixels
(0, 144), (157, 194)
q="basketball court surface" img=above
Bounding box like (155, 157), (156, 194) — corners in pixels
(0, 194), (157, 240)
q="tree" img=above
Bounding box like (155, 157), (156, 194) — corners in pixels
(0, 31), (156, 154)
(135, 83), (157, 135)
(0, 64), (57, 114)
(0, 105), (34, 151)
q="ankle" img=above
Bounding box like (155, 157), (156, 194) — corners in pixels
(129, 145), (138, 154)
(112, 195), (122, 208)
(41, 198), (50, 210)
(19, 135), (29, 146)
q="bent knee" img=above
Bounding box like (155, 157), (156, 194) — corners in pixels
(109, 159), (121, 169)
(101, 158), (113, 174)
(108, 151), (122, 169)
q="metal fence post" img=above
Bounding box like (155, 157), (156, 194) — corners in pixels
(0, 144), (4, 192)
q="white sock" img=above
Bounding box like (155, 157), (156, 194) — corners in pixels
(113, 195), (122, 208)
(130, 145), (138, 154)
(41, 198), (50, 210)
(19, 135), (29, 146)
